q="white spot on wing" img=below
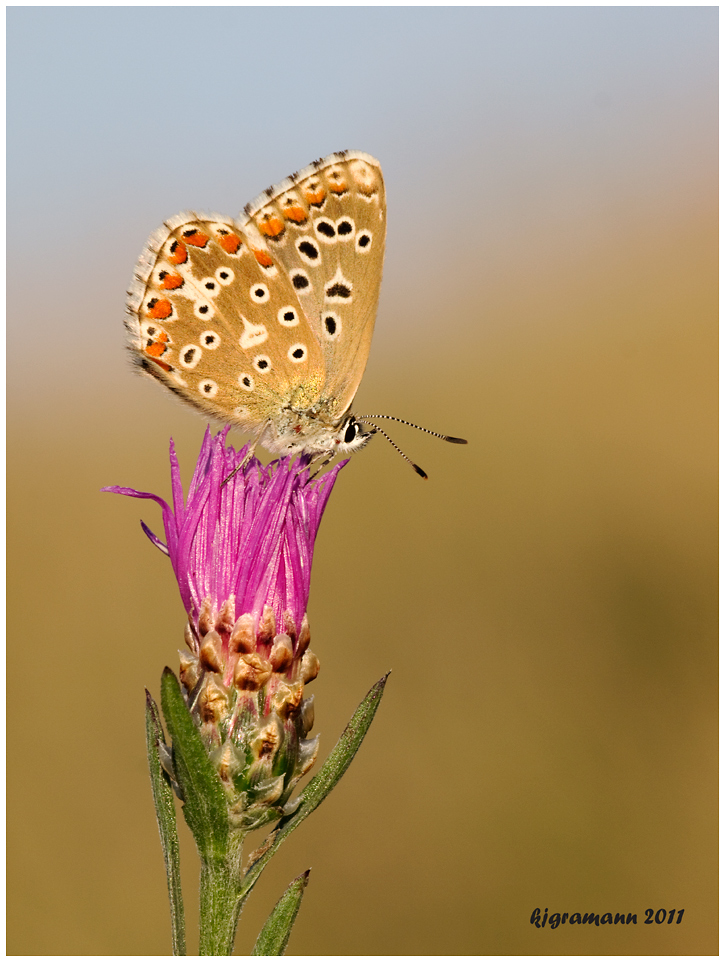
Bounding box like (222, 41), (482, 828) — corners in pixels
(179, 344), (202, 369)
(324, 267), (353, 303)
(198, 379), (219, 398)
(249, 282), (270, 304)
(239, 317), (268, 350)
(278, 306), (300, 327)
(200, 330), (221, 349)
(215, 266), (234, 285)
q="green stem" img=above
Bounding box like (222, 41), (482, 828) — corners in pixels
(198, 834), (245, 956)
(145, 691), (186, 955)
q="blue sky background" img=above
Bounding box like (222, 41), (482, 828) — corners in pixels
(7, 6), (716, 401)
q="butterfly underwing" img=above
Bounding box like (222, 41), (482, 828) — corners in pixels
(126, 150), (385, 457)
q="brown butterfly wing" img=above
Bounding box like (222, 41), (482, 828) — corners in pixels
(240, 151), (386, 421)
(126, 212), (326, 432)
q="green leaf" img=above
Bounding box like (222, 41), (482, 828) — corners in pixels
(145, 691), (186, 956)
(240, 672), (390, 902)
(251, 870), (310, 956)
(160, 667), (229, 859)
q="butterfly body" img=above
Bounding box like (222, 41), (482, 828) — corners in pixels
(127, 151), (386, 458)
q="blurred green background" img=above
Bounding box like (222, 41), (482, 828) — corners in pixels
(8, 7), (716, 955)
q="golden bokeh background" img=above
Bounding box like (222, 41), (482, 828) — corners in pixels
(8, 7), (716, 955)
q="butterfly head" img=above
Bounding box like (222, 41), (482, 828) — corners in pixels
(334, 415), (375, 455)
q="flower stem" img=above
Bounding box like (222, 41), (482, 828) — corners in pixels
(198, 837), (245, 956)
(145, 691), (186, 955)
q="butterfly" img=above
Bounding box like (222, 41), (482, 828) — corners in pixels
(126, 150), (465, 473)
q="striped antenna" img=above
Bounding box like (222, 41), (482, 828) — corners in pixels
(359, 420), (428, 479)
(357, 414), (467, 444)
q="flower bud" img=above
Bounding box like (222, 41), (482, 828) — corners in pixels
(296, 615), (311, 656)
(301, 649), (320, 684)
(184, 621), (197, 653)
(179, 650), (200, 692)
(198, 597), (215, 638)
(301, 695), (315, 735)
(272, 680), (303, 719)
(230, 614), (255, 654)
(234, 652), (272, 691)
(199, 629), (224, 673)
(199, 675), (229, 724)
(257, 606), (276, 647)
(251, 716), (283, 762)
(270, 633), (294, 672)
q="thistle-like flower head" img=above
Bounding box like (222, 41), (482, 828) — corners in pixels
(104, 427), (346, 828)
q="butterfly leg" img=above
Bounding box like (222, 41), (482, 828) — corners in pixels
(221, 427), (265, 486)
(307, 453), (336, 481)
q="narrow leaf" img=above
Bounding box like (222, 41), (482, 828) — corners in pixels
(251, 870), (310, 956)
(240, 672), (389, 901)
(145, 690), (186, 956)
(160, 667), (229, 858)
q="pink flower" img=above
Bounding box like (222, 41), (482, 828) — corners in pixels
(104, 427), (347, 826)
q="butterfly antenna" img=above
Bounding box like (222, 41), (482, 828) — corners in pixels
(357, 414), (467, 445)
(360, 420), (428, 479)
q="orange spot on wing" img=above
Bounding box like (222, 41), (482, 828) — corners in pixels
(145, 338), (168, 358)
(252, 248), (274, 268)
(283, 205), (307, 223)
(159, 271), (183, 290)
(150, 357), (173, 372)
(169, 240), (188, 265)
(329, 179), (348, 194)
(147, 298), (173, 320)
(258, 215), (285, 238)
(303, 186), (326, 206)
(183, 230), (210, 248)
(218, 232), (242, 254)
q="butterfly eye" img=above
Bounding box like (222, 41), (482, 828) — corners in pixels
(200, 330), (221, 350)
(344, 420), (359, 444)
(355, 229), (373, 252)
(278, 307), (300, 327)
(215, 267), (234, 286)
(287, 344), (307, 364)
(250, 283), (270, 304)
